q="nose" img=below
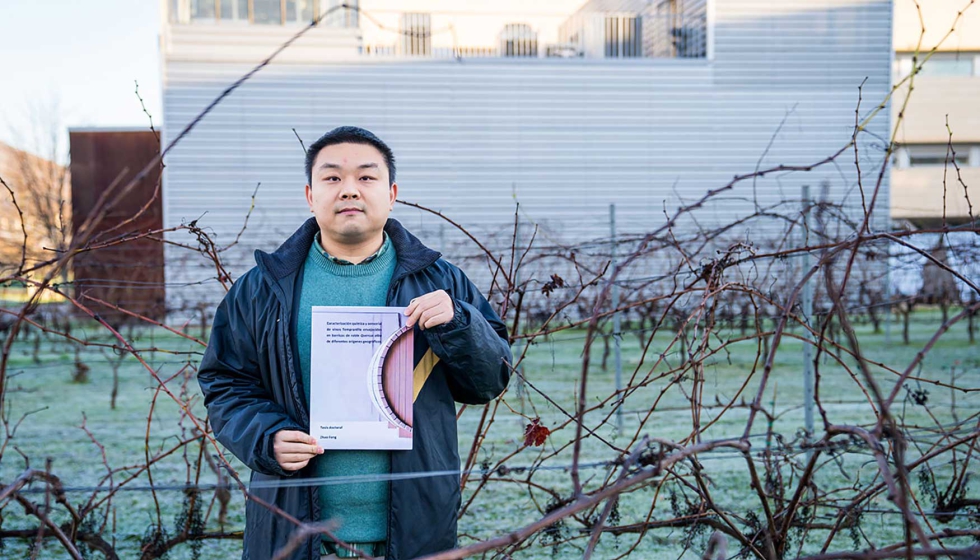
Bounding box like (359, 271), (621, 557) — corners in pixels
(339, 178), (359, 200)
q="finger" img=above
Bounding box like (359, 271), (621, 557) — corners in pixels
(416, 307), (436, 330)
(406, 302), (428, 327)
(281, 459), (311, 471)
(406, 293), (435, 313)
(419, 303), (452, 329)
(423, 310), (454, 330)
(280, 458), (307, 468)
(277, 442), (321, 455)
(279, 452), (318, 462)
(423, 311), (453, 330)
(422, 306), (445, 330)
(278, 430), (315, 444)
(275, 442), (317, 453)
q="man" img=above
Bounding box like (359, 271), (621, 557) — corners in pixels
(198, 126), (512, 560)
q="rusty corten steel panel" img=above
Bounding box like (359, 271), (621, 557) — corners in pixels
(70, 130), (165, 323)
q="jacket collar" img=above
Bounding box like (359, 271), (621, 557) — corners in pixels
(254, 216), (441, 285)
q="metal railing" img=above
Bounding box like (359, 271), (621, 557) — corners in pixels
(170, 0), (358, 27)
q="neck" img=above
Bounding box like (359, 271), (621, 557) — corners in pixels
(318, 231), (384, 264)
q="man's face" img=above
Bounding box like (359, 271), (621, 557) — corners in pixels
(306, 142), (397, 246)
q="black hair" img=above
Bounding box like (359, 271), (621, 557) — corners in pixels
(304, 126), (396, 186)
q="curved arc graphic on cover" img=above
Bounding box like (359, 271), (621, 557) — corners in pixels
(368, 322), (414, 432)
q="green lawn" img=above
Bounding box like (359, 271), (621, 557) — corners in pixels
(0, 309), (977, 559)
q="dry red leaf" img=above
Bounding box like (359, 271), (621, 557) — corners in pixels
(523, 418), (551, 447)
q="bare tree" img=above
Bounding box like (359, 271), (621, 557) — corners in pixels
(0, 98), (71, 277)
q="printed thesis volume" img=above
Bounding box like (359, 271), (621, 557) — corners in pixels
(309, 306), (414, 450)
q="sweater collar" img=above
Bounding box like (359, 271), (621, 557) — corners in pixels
(255, 217), (441, 283)
(312, 231), (390, 266)
(305, 232), (395, 278)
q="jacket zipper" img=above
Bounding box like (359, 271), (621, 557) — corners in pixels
(260, 261), (319, 558)
(385, 276), (400, 559)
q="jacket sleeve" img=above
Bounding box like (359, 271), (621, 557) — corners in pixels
(197, 274), (303, 477)
(423, 267), (513, 405)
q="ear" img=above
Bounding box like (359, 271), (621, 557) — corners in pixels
(388, 182), (398, 210)
(305, 184), (314, 212)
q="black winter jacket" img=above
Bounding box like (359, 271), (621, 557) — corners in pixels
(198, 218), (512, 559)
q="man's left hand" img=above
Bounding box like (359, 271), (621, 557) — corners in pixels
(405, 290), (455, 330)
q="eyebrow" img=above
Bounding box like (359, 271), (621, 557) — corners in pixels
(318, 162), (380, 171)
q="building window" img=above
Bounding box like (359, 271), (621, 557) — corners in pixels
(284, 0), (315, 23)
(652, 0), (707, 58)
(173, 0), (361, 26)
(320, 0), (358, 27)
(897, 52), (978, 78)
(897, 144), (977, 168)
(921, 53), (975, 77)
(399, 13), (432, 57)
(558, 0), (707, 59)
(605, 17), (642, 58)
(169, 0), (181, 23)
(252, 0), (283, 24)
(219, 0), (248, 21)
(191, 0), (217, 21)
(500, 24), (538, 57)
(909, 152), (969, 167)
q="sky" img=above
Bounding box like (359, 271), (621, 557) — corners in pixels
(0, 0), (163, 157)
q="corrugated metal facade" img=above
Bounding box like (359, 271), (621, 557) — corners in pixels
(161, 0), (892, 315)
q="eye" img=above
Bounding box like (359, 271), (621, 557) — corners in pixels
(360, 175), (377, 181)
(322, 176), (340, 182)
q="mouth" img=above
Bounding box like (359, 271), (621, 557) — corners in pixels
(336, 207), (364, 215)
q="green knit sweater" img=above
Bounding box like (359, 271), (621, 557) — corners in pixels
(294, 233), (396, 545)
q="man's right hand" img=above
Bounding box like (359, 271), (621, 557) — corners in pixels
(273, 430), (323, 471)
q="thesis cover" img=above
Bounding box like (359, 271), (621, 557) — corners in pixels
(309, 306), (414, 450)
